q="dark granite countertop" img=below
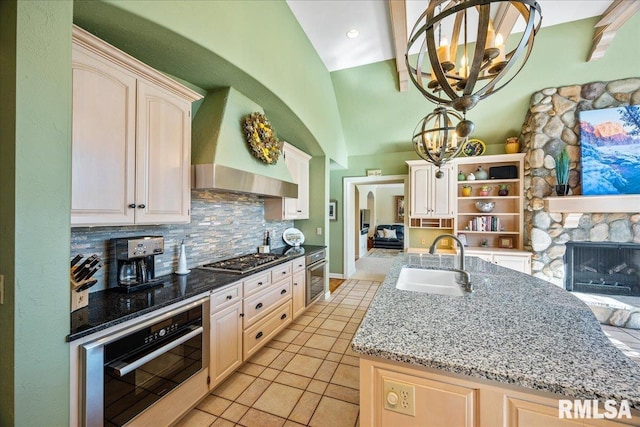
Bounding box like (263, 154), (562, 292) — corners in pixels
(69, 245), (325, 342)
(352, 253), (640, 410)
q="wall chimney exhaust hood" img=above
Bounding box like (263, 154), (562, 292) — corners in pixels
(191, 87), (297, 198)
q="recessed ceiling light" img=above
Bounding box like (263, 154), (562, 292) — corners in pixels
(346, 29), (359, 39)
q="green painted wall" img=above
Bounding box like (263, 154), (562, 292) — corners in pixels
(331, 15), (640, 157)
(328, 16), (640, 275)
(73, 0), (349, 167)
(0, 1), (73, 426)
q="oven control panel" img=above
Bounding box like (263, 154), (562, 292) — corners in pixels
(144, 322), (179, 345)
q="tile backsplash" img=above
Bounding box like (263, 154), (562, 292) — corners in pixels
(71, 190), (293, 292)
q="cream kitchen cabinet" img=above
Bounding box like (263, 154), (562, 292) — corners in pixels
(466, 249), (532, 274)
(406, 161), (455, 220)
(292, 259), (306, 319)
(264, 143), (311, 220)
(209, 283), (243, 390)
(71, 26), (202, 226)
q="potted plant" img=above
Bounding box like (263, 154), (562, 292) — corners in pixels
(555, 147), (570, 196)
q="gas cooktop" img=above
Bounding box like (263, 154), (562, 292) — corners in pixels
(199, 253), (285, 274)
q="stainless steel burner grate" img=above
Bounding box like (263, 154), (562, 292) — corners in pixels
(199, 253), (284, 274)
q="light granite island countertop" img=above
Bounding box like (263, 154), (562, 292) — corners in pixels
(352, 253), (640, 425)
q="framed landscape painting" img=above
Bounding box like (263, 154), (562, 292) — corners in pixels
(579, 105), (640, 195)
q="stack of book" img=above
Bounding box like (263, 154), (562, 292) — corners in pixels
(467, 216), (503, 232)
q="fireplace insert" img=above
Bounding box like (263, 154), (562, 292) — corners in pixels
(564, 241), (640, 296)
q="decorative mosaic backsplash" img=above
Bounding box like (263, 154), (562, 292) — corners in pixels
(71, 190), (293, 292)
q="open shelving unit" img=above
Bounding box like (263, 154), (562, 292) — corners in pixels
(454, 153), (526, 250)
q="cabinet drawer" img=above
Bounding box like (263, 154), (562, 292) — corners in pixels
(243, 279), (292, 327)
(271, 262), (292, 282)
(292, 258), (306, 272)
(243, 301), (292, 360)
(243, 272), (271, 297)
(210, 282), (242, 313)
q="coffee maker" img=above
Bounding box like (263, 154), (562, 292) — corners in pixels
(111, 236), (164, 292)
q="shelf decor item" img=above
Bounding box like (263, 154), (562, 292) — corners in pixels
(475, 200), (495, 212)
(505, 137), (520, 154)
(479, 185), (492, 196)
(461, 185), (472, 197)
(498, 184), (510, 196)
(462, 138), (486, 157)
(475, 166), (488, 180)
(243, 112), (282, 165)
(554, 147), (570, 196)
(498, 235), (515, 249)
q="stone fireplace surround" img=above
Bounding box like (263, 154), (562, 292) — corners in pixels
(520, 77), (640, 328)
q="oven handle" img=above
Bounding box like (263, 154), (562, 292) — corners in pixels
(108, 326), (203, 377)
(307, 259), (327, 269)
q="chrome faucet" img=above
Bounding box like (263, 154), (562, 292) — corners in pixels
(429, 234), (472, 292)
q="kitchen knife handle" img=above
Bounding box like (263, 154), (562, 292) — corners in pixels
(70, 254), (83, 267)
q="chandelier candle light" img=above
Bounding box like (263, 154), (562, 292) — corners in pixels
(407, 0), (542, 176)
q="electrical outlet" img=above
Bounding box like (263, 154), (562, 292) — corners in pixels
(0, 274), (4, 305)
(316, 227), (322, 235)
(383, 378), (415, 416)
(421, 238), (426, 245)
(442, 238), (450, 247)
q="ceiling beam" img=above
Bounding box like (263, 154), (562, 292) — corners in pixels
(492, 1), (519, 39)
(388, 0), (408, 92)
(587, 0), (640, 61)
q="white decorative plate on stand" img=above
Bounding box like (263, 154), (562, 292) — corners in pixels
(283, 228), (305, 247)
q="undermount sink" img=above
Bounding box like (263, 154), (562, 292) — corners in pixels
(395, 267), (466, 296)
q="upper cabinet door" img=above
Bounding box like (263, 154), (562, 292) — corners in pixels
(135, 81), (192, 224)
(264, 143), (311, 220)
(411, 166), (432, 218)
(71, 46), (137, 226)
(432, 165), (453, 217)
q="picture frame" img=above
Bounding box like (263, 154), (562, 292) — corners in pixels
(366, 169), (382, 176)
(328, 199), (337, 221)
(395, 196), (405, 223)
(498, 235), (514, 249)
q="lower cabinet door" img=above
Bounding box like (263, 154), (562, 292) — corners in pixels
(210, 302), (242, 389)
(292, 270), (306, 319)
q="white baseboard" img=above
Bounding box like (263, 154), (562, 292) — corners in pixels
(329, 273), (344, 279)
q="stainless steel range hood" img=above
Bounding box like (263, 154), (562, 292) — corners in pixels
(191, 87), (297, 198)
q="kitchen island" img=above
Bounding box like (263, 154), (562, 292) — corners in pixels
(352, 253), (640, 426)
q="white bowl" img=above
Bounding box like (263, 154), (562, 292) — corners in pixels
(474, 200), (495, 212)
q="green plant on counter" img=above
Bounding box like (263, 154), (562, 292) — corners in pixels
(555, 147), (570, 185)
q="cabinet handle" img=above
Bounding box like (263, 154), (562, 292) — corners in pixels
(255, 331), (263, 339)
(297, 210), (302, 212)
(128, 203), (136, 209)
(294, 282), (298, 286)
(239, 313), (244, 317)
(280, 289), (287, 295)
(280, 313), (287, 320)
(255, 302), (263, 310)
(137, 204), (146, 209)
(257, 281), (263, 286)
(282, 271), (287, 275)
(226, 295), (232, 300)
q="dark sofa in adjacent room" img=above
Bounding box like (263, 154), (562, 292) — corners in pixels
(373, 224), (404, 249)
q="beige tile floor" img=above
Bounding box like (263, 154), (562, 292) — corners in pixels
(176, 280), (640, 427)
(176, 278), (379, 427)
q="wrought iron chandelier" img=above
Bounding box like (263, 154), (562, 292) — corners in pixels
(407, 0), (542, 175)
(412, 107), (470, 177)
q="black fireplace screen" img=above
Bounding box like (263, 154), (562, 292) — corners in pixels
(565, 242), (640, 296)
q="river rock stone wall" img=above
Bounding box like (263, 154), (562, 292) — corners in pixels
(520, 78), (640, 287)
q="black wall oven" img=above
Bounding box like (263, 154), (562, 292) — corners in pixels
(81, 297), (209, 427)
(306, 249), (327, 305)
